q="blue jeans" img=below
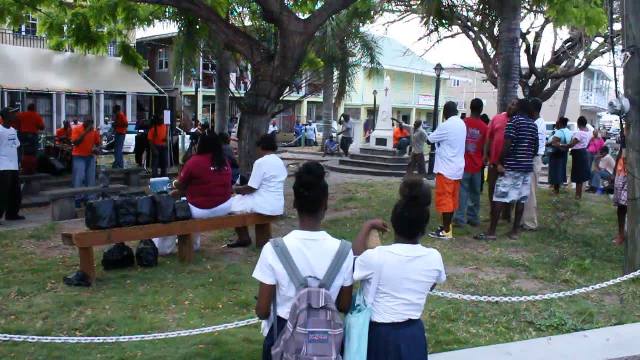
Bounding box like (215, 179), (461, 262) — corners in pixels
(113, 133), (125, 168)
(454, 171), (482, 225)
(72, 156), (96, 204)
(590, 169), (612, 189)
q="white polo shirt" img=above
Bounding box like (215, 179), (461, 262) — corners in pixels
(231, 153), (287, 216)
(252, 230), (354, 335)
(0, 125), (20, 171)
(427, 115), (466, 180)
(354, 243), (446, 323)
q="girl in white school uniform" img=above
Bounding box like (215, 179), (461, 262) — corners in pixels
(353, 176), (446, 360)
(252, 162), (354, 360)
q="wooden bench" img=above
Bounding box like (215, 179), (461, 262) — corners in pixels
(61, 213), (278, 281)
(43, 185), (128, 221)
(21, 173), (52, 196)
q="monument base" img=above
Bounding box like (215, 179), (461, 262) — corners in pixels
(370, 129), (394, 149)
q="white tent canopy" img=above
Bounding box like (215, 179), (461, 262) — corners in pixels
(0, 44), (157, 94)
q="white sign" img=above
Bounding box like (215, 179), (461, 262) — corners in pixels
(163, 110), (171, 125)
(417, 94), (435, 106)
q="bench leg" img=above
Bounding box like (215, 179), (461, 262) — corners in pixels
(78, 247), (96, 282)
(51, 198), (77, 221)
(178, 234), (194, 263)
(255, 223), (272, 248)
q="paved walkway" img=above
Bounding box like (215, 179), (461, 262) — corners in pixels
(431, 323), (640, 360)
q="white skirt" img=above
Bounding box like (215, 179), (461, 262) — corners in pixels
(153, 198), (233, 255)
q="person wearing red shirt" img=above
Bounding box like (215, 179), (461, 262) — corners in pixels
(16, 103), (45, 173)
(112, 105), (128, 168)
(484, 99), (518, 224)
(392, 122), (411, 155)
(16, 103), (45, 135)
(55, 120), (72, 145)
(153, 133), (232, 255)
(147, 114), (168, 177)
(453, 98), (488, 227)
(71, 119), (101, 194)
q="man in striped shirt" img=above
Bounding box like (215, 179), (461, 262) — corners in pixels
(476, 98), (539, 241)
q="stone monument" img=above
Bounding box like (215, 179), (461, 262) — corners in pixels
(369, 75), (394, 149)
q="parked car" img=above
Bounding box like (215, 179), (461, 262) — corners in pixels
(101, 123), (136, 154)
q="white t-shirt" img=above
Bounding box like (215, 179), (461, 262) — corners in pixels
(252, 230), (355, 335)
(0, 126), (20, 171)
(354, 244), (446, 323)
(572, 129), (592, 150)
(231, 153), (287, 216)
(534, 117), (546, 155)
(427, 115), (467, 180)
(268, 124), (278, 134)
(341, 121), (354, 138)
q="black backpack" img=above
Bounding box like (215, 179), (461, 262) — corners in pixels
(101, 243), (135, 270)
(135, 240), (159, 267)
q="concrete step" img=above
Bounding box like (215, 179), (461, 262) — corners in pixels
(325, 160), (405, 178)
(350, 153), (410, 164)
(359, 146), (399, 157)
(339, 158), (408, 171)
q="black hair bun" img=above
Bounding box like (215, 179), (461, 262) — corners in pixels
(399, 176), (431, 207)
(296, 161), (326, 184)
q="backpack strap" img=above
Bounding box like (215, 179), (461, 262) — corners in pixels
(319, 240), (352, 290)
(270, 238), (307, 290)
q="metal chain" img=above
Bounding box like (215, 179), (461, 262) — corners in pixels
(0, 318), (259, 343)
(431, 269), (640, 303)
(1, 270), (639, 343)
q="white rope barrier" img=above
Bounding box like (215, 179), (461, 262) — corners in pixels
(1, 270), (638, 343)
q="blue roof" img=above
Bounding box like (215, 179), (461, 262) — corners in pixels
(375, 36), (437, 76)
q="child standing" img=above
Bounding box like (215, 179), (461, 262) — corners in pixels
(353, 176), (446, 359)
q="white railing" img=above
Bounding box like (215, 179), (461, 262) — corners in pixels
(581, 90), (608, 109)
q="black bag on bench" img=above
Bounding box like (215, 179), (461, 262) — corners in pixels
(153, 194), (175, 223)
(174, 199), (192, 221)
(136, 195), (156, 225)
(115, 197), (137, 227)
(85, 198), (116, 230)
(101, 243), (135, 270)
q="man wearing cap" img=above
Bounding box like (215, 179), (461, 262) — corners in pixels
(0, 108), (25, 221)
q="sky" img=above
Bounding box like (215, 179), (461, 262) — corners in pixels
(137, 13), (617, 74)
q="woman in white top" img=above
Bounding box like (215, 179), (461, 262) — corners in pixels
(226, 134), (288, 247)
(252, 162), (354, 360)
(353, 176), (446, 360)
(567, 116), (593, 200)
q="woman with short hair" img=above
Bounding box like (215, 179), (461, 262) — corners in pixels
(547, 117), (572, 195)
(567, 116), (593, 199)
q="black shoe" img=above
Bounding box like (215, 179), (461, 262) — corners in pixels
(63, 270), (92, 287)
(5, 215), (25, 221)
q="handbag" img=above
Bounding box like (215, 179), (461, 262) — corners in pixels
(85, 197), (116, 230)
(174, 199), (192, 221)
(344, 260), (384, 360)
(153, 194), (175, 223)
(115, 197), (137, 227)
(101, 243), (135, 270)
(136, 195), (157, 225)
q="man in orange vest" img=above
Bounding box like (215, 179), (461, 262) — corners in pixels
(112, 105), (128, 168)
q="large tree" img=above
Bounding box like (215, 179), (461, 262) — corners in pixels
(313, 2), (381, 142)
(1, 0), (361, 173)
(623, 0), (640, 273)
(394, 0), (612, 110)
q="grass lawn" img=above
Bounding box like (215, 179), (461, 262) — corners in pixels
(1, 179), (639, 359)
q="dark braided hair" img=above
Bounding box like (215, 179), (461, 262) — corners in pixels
(391, 176), (431, 242)
(293, 162), (328, 216)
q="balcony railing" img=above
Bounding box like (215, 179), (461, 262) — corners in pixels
(0, 29), (46, 49)
(580, 90), (608, 109)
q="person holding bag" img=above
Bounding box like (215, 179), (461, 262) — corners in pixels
(547, 117), (573, 195)
(350, 176), (446, 360)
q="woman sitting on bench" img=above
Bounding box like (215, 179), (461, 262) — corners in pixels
(153, 132), (233, 255)
(226, 134), (287, 248)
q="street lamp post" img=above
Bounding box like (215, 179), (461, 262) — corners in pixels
(427, 63), (444, 178)
(372, 89), (378, 131)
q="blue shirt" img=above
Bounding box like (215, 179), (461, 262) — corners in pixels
(503, 114), (539, 173)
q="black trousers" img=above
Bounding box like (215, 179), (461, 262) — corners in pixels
(0, 170), (21, 218)
(134, 135), (148, 166)
(151, 145), (168, 178)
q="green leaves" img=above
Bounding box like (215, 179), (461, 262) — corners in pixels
(543, 0), (607, 35)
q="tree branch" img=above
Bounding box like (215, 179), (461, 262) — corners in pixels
(254, 0), (300, 29)
(132, 0), (268, 63)
(304, 0), (357, 33)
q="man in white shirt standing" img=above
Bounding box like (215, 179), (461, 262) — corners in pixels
(427, 101), (467, 240)
(522, 98), (545, 231)
(0, 108), (25, 222)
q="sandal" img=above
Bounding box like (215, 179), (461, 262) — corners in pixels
(474, 233), (497, 241)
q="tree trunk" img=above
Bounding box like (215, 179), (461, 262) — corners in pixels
(214, 50), (232, 134)
(623, 0), (640, 274)
(496, 0), (522, 112)
(322, 65), (335, 144)
(237, 111), (272, 175)
(557, 76), (573, 119)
